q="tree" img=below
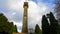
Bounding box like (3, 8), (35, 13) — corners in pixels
(0, 13), (18, 34)
(35, 24), (42, 34)
(57, 25), (60, 34)
(0, 13), (9, 33)
(13, 25), (17, 32)
(42, 15), (50, 34)
(47, 12), (59, 34)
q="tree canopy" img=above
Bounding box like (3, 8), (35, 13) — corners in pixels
(0, 13), (18, 34)
(35, 24), (42, 34)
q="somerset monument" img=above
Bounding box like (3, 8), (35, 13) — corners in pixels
(13, 0), (29, 34)
(22, 0), (28, 34)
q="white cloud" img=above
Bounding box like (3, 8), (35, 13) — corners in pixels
(7, 0), (24, 10)
(14, 21), (22, 27)
(28, 1), (42, 29)
(28, 1), (50, 29)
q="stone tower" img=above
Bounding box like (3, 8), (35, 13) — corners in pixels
(22, 1), (28, 34)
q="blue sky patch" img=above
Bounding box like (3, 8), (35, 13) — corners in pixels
(32, 0), (38, 3)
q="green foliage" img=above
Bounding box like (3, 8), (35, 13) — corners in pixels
(13, 25), (17, 32)
(0, 13), (18, 34)
(57, 26), (60, 34)
(47, 12), (59, 34)
(35, 24), (42, 34)
(42, 15), (50, 34)
(41, 12), (60, 34)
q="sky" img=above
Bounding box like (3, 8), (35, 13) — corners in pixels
(0, 0), (55, 32)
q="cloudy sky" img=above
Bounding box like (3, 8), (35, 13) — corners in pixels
(0, 0), (55, 32)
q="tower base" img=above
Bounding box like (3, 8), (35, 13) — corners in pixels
(21, 33), (28, 34)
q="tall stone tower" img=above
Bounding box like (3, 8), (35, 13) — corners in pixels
(22, 1), (28, 34)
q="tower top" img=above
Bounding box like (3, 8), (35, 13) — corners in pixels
(23, 2), (28, 8)
(23, 0), (28, 8)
